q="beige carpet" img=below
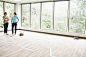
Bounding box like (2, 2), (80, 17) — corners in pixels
(0, 31), (86, 57)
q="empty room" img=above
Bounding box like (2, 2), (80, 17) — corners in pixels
(0, 0), (86, 57)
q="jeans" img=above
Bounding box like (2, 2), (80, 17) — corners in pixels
(4, 23), (8, 33)
(12, 23), (17, 34)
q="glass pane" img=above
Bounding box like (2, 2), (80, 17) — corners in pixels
(5, 3), (14, 27)
(22, 4), (30, 27)
(69, 0), (85, 33)
(54, 1), (68, 31)
(31, 3), (40, 28)
(42, 2), (53, 30)
(0, 2), (3, 28)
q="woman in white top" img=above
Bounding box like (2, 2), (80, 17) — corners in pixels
(3, 12), (9, 35)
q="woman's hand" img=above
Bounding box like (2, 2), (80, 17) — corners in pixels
(16, 22), (18, 24)
(11, 20), (12, 24)
(6, 19), (8, 21)
(16, 20), (19, 24)
(7, 19), (9, 21)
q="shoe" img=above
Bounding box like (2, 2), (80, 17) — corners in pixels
(74, 37), (79, 39)
(6, 33), (9, 35)
(10, 35), (14, 37)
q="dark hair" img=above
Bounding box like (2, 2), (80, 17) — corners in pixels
(4, 12), (7, 15)
(14, 12), (17, 15)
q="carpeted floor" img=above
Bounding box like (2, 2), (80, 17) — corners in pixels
(0, 30), (86, 57)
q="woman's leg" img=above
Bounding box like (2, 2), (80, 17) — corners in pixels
(15, 23), (17, 34)
(4, 23), (6, 33)
(12, 23), (14, 34)
(6, 23), (8, 33)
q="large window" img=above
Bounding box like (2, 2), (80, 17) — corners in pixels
(0, 2), (3, 28)
(31, 3), (40, 28)
(42, 2), (53, 30)
(21, 1), (86, 34)
(54, 1), (68, 31)
(22, 4), (30, 27)
(69, 0), (85, 33)
(5, 3), (15, 27)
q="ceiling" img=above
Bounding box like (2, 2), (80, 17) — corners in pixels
(1, 0), (55, 3)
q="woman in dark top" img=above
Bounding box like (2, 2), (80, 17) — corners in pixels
(3, 12), (9, 35)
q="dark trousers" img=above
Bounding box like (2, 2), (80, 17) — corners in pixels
(12, 23), (17, 34)
(4, 23), (8, 33)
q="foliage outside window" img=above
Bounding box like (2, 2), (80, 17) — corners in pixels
(0, 2), (3, 28)
(54, 1), (68, 31)
(22, 4), (30, 27)
(31, 3), (40, 28)
(42, 2), (53, 30)
(5, 3), (14, 27)
(69, 0), (85, 33)
(21, 0), (86, 34)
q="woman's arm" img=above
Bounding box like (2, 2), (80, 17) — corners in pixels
(11, 20), (12, 24)
(3, 17), (9, 21)
(7, 16), (9, 21)
(16, 19), (19, 24)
